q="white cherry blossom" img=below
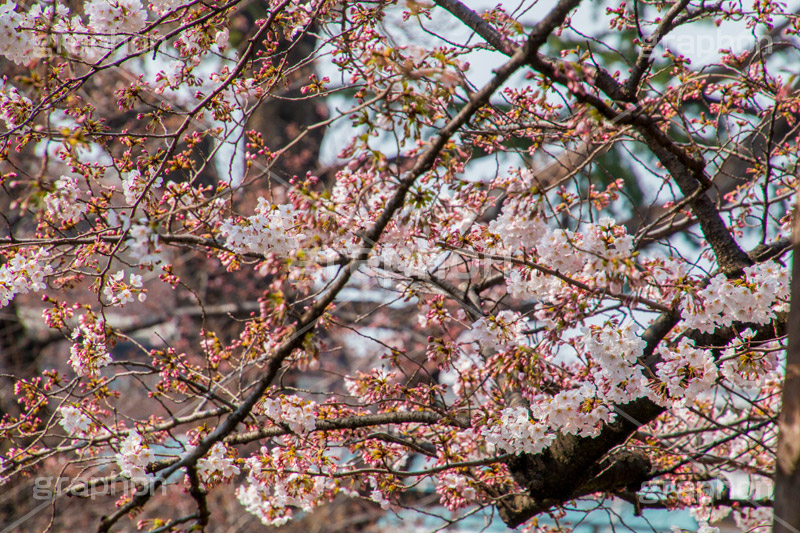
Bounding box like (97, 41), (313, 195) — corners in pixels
(58, 405), (93, 436)
(116, 431), (155, 484)
(220, 199), (306, 257)
(260, 395), (317, 434)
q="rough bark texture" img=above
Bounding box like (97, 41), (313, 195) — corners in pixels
(773, 196), (800, 533)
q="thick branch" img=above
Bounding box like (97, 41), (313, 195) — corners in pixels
(622, 0), (691, 98)
(497, 239), (788, 528)
(435, 0), (756, 273)
(630, 112), (800, 244)
(433, 0), (627, 101)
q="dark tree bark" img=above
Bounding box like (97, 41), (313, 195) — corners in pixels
(773, 193), (800, 533)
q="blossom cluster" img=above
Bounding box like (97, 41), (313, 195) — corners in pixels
(121, 170), (163, 206)
(719, 329), (782, 389)
(195, 443), (240, 485)
(260, 395), (317, 434)
(44, 175), (86, 225)
(0, 0), (229, 75)
(84, 0), (147, 35)
(732, 507), (773, 531)
(149, 0), (182, 13)
(536, 385), (615, 438)
(481, 406), (554, 455)
(0, 248), (53, 308)
(487, 199), (547, 252)
(490, 208), (632, 270)
(125, 220), (164, 266)
(655, 338), (718, 403)
(116, 431), (155, 484)
(435, 472), (478, 511)
(237, 442), (339, 527)
(505, 268), (564, 309)
(682, 261), (789, 333)
(584, 320), (649, 404)
(173, 24), (229, 63)
(0, 2), (32, 65)
(368, 480), (392, 510)
(471, 310), (527, 351)
(220, 199), (306, 257)
(237, 480), (293, 527)
(497, 214), (636, 304)
(439, 351), (489, 399)
(344, 369), (408, 405)
(0, 81), (31, 128)
(482, 323), (653, 453)
(58, 405), (93, 437)
(237, 473), (339, 527)
(103, 270), (146, 306)
(371, 220), (445, 278)
(0, 1), (148, 66)
(68, 313), (111, 377)
(375, 236), (440, 278)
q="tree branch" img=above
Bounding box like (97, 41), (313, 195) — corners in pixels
(497, 238), (788, 528)
(94, 2), (579, 524)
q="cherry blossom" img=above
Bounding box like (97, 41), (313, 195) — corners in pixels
(116, 431), (155, 484)
(681, 262), (789, 333)
(102, 270), (146, 306)
(58, 405), (93, 437)
(121, 170), (163, 206)
(44, 175), (85, 225)
(481, 405), (554, 455)
(0, 3), (27, 65)
(68, 313), (111, 377)
(0, 0), (794, 531)
(259, 395), (317, 434)
(584, 320), (649, 403)
(220, 199), (307, 257)
(84, 0), (147, 36)
(0, 248), (53, 307)
(656, 338), (719, 403)
(124, 220), (164, 266)
(471, 310), (528, 350)
(194, 442), (240, 485)
(236, 440), (341, 526)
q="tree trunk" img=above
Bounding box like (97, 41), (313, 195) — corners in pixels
(774, 191), (800, 532)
